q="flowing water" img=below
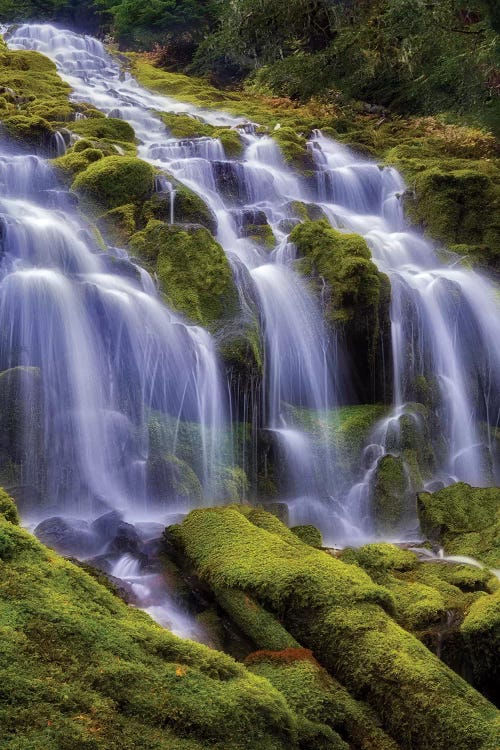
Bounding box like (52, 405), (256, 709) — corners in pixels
(3, 24), (500, 559)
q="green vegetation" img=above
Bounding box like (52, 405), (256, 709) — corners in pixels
(72, 156), (155, 212)
(418, 483), (500, 568)
(290, 525), (322, 549)
(171, 505), (500, 750)
(130, 221), (238, 329)
(0, 492), (314, 750)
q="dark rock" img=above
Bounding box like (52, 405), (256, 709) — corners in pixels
(34, 516), (98, 556)
(107, 521), (142, 555)
(91, 510), (123, 542)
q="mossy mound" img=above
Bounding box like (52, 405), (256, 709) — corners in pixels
(159, 113), (243, 157)
(417, 483), (500, 568)
(403, 167), (500, 269)
(271, 127), (315, 173)
(147, 453), (203, 506)
(141, 183), (217, 234)
(130, 221), (239, 329)
(0, 500), (316, 750)
(71, 116), (136, 144)
(97, 204), (137, 246)
(290, 220), (391, 399)
(72, 156), (156, 212)
(461, 590), (500, 704)
(372, 454), (413, 534)
(0, 488), (19, 526)
(290, 525), (323, 548)
(171, 505), (500, 750)
(0, 48), (72, 149)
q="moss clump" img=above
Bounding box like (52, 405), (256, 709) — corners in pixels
(0, 507), (308, 750)
(291, 525), (323, 549)
(270, 127), (315, 172)
(70, 116), (136, 144)
(172, 506), (499, 750)
(418, 483), (500, 569)
(158, 112), (243, 157)
(147, 453), (203, 506)
(54, 146), (105, 180)
(372, 455), (411, 534)
(0, 48), (72, 148)
(97, 204), (137, 246)
(290, 221), (391, 397)
(403, 167), (500, 269)
(0, 488), (19, 526)
(348, 543), (419, 573)
(141, 182), (217, 234)
(130, 222), (238, 329)
(72, 156), (155, 212)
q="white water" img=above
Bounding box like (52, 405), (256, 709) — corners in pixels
(4, 24), (500, 552)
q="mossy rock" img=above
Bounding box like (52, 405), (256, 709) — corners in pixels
(147, 453), (202, 506)
(372, 455), (412, 534)
(72, 155), (155, 212)
(403, 167), (500, 269)
(271, 127), (315, 172)
(97, 203), (137, 246)
(461, 590), (500, 704)
(0, 488), (19, 526)
(141, 182), (217, 234)
(347, 543), (419, 573)
(70, 116), (136, 144)
(53, 146), (105, 180)
(159, 112), (243, 157)
(0, 506), (311, 749)
(130, 222), (239, 329)
(0, 48), (73, 150)
(290, 220), (391, 400)
(417, 483), (500, 569)
(291, 525), (323, 549)
(172, 505), (500, 750)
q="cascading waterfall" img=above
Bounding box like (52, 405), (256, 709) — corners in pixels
(310, 133), (500, 537)
(3, 24), (500, 554)
(5, 23), (346, 530)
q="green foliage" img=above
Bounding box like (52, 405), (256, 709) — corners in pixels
(290, 525), (323, 549)
(417, 483), (500, 569)
(130, 221), (238, 329)
(0, 48), (72, 148)
(0, 488), (19, 526)
(72, 156), (155, 211)
(0, 510), (308, 750)
(173, 506), (500, 750)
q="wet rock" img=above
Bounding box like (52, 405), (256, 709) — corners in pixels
(91, 510), (123, 541)
(107, 520), (142, 556)
(34, 516), (98, 556)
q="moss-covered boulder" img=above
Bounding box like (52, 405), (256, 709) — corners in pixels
(0, 504), (313, 750)
(97, 203), (137, 246)
(0, 48), (72, 150)
(72, 156), (155, 212)
(291, 525), (323, 548)
(403, 167), (500, 269)
(130, 221), (239, 329)
(461, 590), (500, 704)
(70, 116), (136, 144)
(417, 483), (500, 569)
(290, 220), (391, 401)
(171, 505), (500, 750)
(271, 127), (315, 173)
(147, 453), (203, 506)
(141, 182), (217, 234)
(372, 454), (412, 534)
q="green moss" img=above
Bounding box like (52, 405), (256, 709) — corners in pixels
(130, 222), (238, 329)
(141, 182), (217, 233)
(54, 147), (105, 180)
(97, 204), (137, 246)
(173, 506), (499, 750)
(70, 117), (136, 144)
(241, 222), (275, 249)
(348, 543), (419, 573)
(147, 453), (202, 506)
(0, 488), (19, 526)
(0, 48), (72, 148)
(291, 525), (323, 549)
(246, 650), (398, 750)
(72, 156), (155, 212)
(0, 509), (308, 750)
(271, 127), (314, 172)
(214, 588), (300, 652)
(158, 112), (243, 157)
(372, 455), (410, 534)
(461, 590), (500, 699)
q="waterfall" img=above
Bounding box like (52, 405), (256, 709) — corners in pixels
(0, 146), (227, 520)
(4, 24), (500, 549)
